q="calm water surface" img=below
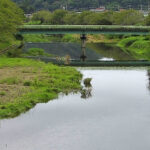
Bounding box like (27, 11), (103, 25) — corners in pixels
(0, 68), (150, 150)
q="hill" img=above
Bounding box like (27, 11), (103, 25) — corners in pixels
(13, 0), (150, 13)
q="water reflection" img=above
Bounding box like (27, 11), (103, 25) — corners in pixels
(81, 86), (92, 99)
(87, 43), (135, 60)
(1, 68), (150, 150)
(81, 78), (92, 99)
(147, 69), (150, 90)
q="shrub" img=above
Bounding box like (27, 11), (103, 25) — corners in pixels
(27, 48), (45, 56)
(23, 81), (32, 86)
(0, 77), (20, 85)
(0, 91), (6, 96)
(84, 78), (92, 87)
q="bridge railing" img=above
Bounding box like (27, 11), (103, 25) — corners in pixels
(18, 25), (150, 35)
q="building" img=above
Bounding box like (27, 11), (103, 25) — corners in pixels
(90, 6), (106, 12)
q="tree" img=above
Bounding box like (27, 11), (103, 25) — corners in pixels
(0, 0), (24, 43)
(13, 0), (150, 13)
(145, 13), (150, 26)
(64, 12), (78, 25)
(113, 9), (144, 25)
(32, 10), (52, 24)
(51, 9), (68, 24)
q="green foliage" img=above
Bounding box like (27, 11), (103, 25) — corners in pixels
(0, 92), (6, 96)
(23, 34), (52, 42)
(0, 77), (21, 85)
(23, 81), (32, 86)
(62, 34), (79, 42)
(117, 36), (150, 60)
(32, 10), (52, 24)
(27, 48), (45, 56)
(26, 48), (53, 57)
(25, 21), (41, 25)
(13, 0), (150, 13)
(113, 9), (144, 25)
(0, 58), (82, 119)
(0, 0), (24, 43)
(145, 13), (150, 26)
(84, 78), (92, 87)
(23, 34), (79, 43)
(6, 48), (22, 58)
(51, 9), (68, 25)
(29, 9), (144, 25)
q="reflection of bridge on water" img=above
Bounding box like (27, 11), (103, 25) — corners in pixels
(18, 25), (150, 65)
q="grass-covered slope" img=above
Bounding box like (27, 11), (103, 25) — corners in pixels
(0, 58), (82, 119)
(117, 36), (150, 60)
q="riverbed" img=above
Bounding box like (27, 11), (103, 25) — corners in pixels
(0, 67), (150, 150)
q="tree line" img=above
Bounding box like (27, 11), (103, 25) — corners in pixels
(0, 0), (24, 48)
(13, 0), (150, 13)
(29, 9), (150, 26)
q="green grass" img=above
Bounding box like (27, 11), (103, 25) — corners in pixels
(24, 48), (53, 57)
(0, 92), (6, 96)
(0, 58), (82, 119)
(62, 34), (79, 42)
(23, 34), (79, 43)
(0, 77), (21, 85)
(117, 36), (150, 60)
(23, 34), (53, 42)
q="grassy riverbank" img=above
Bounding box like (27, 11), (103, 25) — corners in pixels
(117, 36), (150, 60)
(23, 33), (150, 60)
(0, 58), (82, 119)
(23, 34), (118, 43)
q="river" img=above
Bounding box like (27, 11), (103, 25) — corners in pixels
(0, 67), (150, 150)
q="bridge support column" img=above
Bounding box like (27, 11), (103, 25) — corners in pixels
(80, 34), (87, 61)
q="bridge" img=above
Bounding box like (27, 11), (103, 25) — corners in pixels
(19, 25), (150, 35)
(18, 25), (150, 62)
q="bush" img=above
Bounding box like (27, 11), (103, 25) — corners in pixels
(0, 77), (20, 85)
(27, 48), (45, 56)
(23, 81), (32, 86)
(84, 78), (92, 87)
(0, 92), (6, 96)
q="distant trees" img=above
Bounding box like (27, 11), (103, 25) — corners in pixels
(32, 10), (52, 24)
(51, 9), (68, 24)
(0, 0), (24, 43)
(31, 9), (145, 25)
(113, 9), (144, 25)
(13, 0), (150, 13)
(145, 13), (150, 26)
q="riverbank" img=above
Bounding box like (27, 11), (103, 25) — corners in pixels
(23, 34), (118, 44)
(23, 34), (150, 60)
(0, 58), (82, 119)
(117, 36), (150, 60)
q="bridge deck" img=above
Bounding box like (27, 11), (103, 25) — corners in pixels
(19, 25), (150, 35)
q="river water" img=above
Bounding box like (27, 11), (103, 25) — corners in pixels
(0, 68), (150, 150)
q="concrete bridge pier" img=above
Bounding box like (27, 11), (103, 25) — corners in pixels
(80, 34), (87, 61)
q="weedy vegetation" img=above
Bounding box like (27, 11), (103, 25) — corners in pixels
(0, 58), (82, 119)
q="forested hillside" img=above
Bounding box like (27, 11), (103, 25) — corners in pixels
(0, 0), (24, 50)
(13, 0), (150, 13)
